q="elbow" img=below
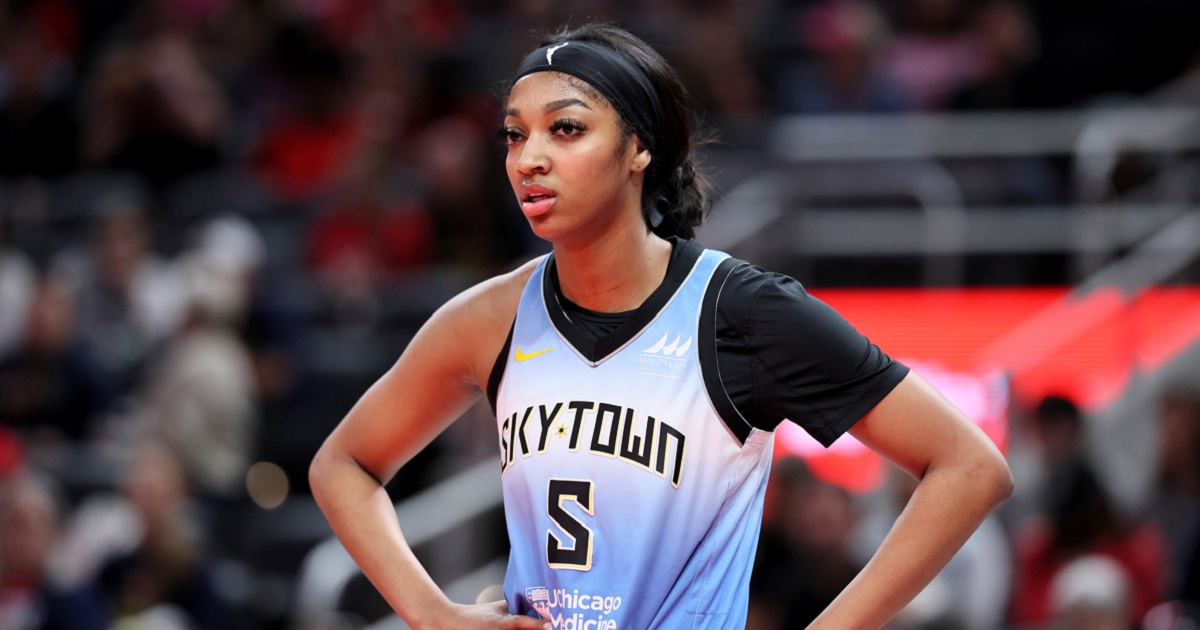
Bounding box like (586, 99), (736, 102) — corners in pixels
(979, 449), (1014, 510)
(308, 439), (339, 506)
(309, 436), (389, 509)
(998, 460), (1016, 504)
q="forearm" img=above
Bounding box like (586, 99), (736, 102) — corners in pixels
(809, 458), (1012, 630)
(309, 448), (453, 628)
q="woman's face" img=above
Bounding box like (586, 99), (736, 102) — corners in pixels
(503, 71), (650, 243)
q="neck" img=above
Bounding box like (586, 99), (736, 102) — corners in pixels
(553, 226), (672, 313)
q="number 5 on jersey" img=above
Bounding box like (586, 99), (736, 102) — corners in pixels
(547, 479), (594, 570)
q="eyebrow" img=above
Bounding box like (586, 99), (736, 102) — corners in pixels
(505, 98), (594, 118)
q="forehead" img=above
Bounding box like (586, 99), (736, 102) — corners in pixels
(506, 71), (612, 115)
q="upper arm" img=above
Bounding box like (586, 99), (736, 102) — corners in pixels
(316, 266), (531, 485)
(849, 370), (1007, 481)
(715, 266), (907, 445)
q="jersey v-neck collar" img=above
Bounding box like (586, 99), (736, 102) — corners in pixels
(542, 237), (703, 365)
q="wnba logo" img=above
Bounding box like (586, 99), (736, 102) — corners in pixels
(637, 332), (690, 379)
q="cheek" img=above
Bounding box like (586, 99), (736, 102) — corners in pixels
(569, 144), (625, 181)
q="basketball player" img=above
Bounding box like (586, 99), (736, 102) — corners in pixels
(310, 23), (1013, 630)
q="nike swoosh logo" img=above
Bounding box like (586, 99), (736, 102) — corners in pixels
(514, 345), (556, 362)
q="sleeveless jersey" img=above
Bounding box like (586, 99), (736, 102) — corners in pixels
(494, 247), (774, 629)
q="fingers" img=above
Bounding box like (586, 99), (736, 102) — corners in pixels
(479, 598), (550, 629)
(501, 617), (551, 630)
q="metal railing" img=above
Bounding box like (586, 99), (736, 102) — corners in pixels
(700, 105), (1200, 284)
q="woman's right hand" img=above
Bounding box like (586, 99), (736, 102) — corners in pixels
(426, 600), (551, 630)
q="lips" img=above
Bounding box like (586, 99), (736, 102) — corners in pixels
(519, 183), (557, 218)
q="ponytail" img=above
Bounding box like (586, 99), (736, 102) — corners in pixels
(648, 156), (713, 240)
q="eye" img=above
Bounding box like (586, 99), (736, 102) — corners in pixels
(549, 118), (586, 138)
(498, 126), (524, 146)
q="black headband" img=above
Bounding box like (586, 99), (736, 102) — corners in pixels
(513, 40), (663, 152)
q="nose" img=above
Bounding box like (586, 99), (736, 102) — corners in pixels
(513, 132), (549, 176)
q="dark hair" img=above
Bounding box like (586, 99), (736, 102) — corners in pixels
(516, 23), (714, 239)
(1046, 457), (1121, 555)
(1035, 394), (1082, 431)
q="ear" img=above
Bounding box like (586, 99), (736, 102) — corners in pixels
(630, 137), (652, 173)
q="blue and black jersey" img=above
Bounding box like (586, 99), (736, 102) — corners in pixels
(488, 238), (906, 629)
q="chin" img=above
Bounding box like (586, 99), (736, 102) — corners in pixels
(525, 210), (612, 248)
(525, 216), (563, 241)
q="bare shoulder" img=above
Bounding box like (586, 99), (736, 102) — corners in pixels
(316, 259), (543, 479)
(432, 257), (542, 386)
(443, 257), (539, 328)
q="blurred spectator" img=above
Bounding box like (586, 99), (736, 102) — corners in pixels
(881, 0), (983, 110)
(78, 29), (230, 191)
(134, 226), (259, 499)
(0, 473), (108, 630)
(1049, 554), (1133, 630)
(673, 0), (767, 136)
(186, 215), (295, 416)
(1, 177), (56, 266)
(1006, 394), (1088, 528)
(51, 193), (186, 396)
(948, 0), (1039, 111)
(0, 17), (81, 179)
(773, 0), (913, 115)
(856, 466), (1012, 630)
(415, 114), (528, 269)
(305, 141), (434, 330)
(0, 273), (114, 446)
(5, 0), (84, 61)
(186, 214), (264, 312)
(943, 0), (1063, 244)
(250, 21), (359, 203)
(1034, 394), (1088, 470)
(0, 426), (22, 480)
(197, 0), (275, 143)
(1148, 382), (1200, 607)
(748, 457), (862, 629)
(0, 213), (37, 360)
(95, 441), (232, 630)
(1009, 457), (1167, 628)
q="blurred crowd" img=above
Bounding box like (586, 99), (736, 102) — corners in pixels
(748, 386), (1200, 630)
(0, 0), (1198, 628)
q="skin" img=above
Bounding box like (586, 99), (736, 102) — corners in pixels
(502, 72), (668, 311)
(814, 374), (1013, 628)
(309, 69), (1014, 630)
